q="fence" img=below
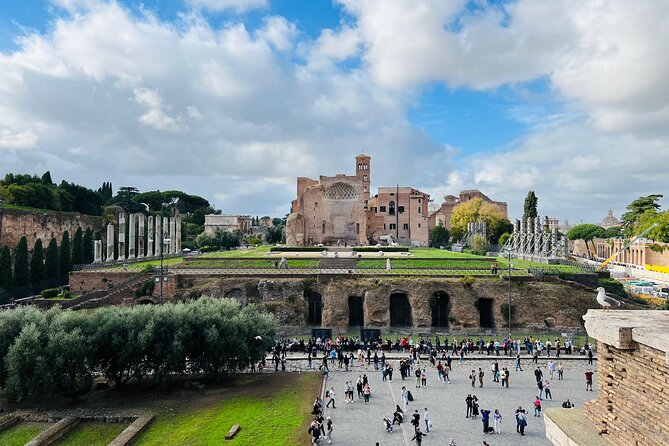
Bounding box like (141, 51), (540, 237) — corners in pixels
(72, 254), (182, 271)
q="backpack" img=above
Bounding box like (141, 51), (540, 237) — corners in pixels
(325, 390), (330, 398)
(415, 370), (421, 378)
(407, 391), (414, 401)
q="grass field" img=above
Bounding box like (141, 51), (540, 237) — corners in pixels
(0, 422), (47, 445)
(180, 259), (319, 268)
(202, 246), (272, 258)
(51, 422), (127, 446)
(133, 373), (321, 446)
(409, 247), (492, 258)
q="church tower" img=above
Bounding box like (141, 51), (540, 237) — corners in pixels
(355, 154), (371, 208)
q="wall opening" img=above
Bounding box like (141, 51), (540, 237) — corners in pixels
(477, 298), (494, 329)
(389, 292), (412, 327)
(430, 291), (450, 328)
(348, 296), (364, 327)
(306, 290), (322, 326)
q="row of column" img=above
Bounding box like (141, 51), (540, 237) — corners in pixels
(509, 215), (566, 258)
(93, 213), (182, 262)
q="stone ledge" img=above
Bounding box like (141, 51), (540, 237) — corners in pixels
(25, 417), (79, 446)
(545, 408), (610, 446)
(583, 310), (669, 363)
(0, 415), (19, 432)
(107, 415), (154, 446)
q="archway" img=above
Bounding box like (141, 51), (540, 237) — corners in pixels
(306, 291), (322, 326)
(430, 291), (450, 328)
(477, 298), (494, 329)
(348, 296), (364, 327)
(389, 292), (412, 327)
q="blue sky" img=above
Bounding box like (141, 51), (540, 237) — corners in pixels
(0, 0), (667, 222)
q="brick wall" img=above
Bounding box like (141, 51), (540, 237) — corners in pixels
(69, 271), (138, 293)
(584, 340), (669, 445)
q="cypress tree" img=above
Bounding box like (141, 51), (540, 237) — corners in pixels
(72, 227), (84, 266)
(83, 228), (94, 263)
(0, 246), (13, 292)
(523, 191), (538, 222)
(45, 238), (60, 281)
(59, 231), (71, 278)
(14, 237), (30, 287)
(30, 239), (44, 286)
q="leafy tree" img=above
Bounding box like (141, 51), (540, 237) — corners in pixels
(114, 186), (141, 213)
(498, 232), (511, 247)
(13, 237), (30, 288)
(45, 238), (60, 282)
(470, 234), (488, 256)
(83, 227), (94, 263)
(0, 246), (13, 303)
(59, 231), (71, 278)
(272, 217), (282, 227)
(450, 198), (505, 242)
(5, 323), (52, 401)
(566, 224), (606, 255)
(622, 194), (663, 232)
(637, 210), (669, 244)
(430, 224), (450, 247)
(489, 218), (514, 244)
(71, 227), (84, 266)
(602, 226), (623, 238)
(30, 239), (44, 286)
(266, 225), (284, 244)
(523, 191), (538, 222)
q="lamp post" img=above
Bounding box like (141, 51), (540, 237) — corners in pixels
(159, 230), (171, 305)
(503, 247), (516, 341)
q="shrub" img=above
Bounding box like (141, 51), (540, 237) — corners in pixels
(470, 235), (488, 256)
(500, 303), (515, 321)
(134, 280), (155, 298)
(460, 275), (476, 288)
(598, 278), (628, 298)
(40, 288), (60, 299)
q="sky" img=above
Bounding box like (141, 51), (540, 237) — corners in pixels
(0, 0), (668, 223)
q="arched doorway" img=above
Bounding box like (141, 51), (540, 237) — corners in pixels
(430, 291), (450, 328)
(348, 296), (364, 327)
(477, 298), (494, 329)
(306, 291), (322, 326)
(389, 292), (412, 327)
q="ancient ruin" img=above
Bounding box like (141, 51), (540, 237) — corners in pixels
(505, 216), (568, 262)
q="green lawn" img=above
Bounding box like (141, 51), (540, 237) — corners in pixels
(0, 422), (47, 446)
(409, 248), (491, 258)
(51, 422), (127, 446)
(358, 259), (500, 269)
(202, 246), (272, 258)
(133, 373), (321, 446)
(496, 257), (583, 273)
(180, 259), (319, 268)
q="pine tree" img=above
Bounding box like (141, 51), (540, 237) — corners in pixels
(59, 231), (71, 278)
(83, 227), (94, 263)
(41, 171), (53, 185)
(0, 246), (13, 291)
(523, 191), (538, 222)
(72, 227), (84, 266)
(45, 238), (60, 281)
(14, 237), (30, 287)
(30, 239), (44, 286)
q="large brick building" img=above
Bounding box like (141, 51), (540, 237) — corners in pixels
(286, 155), (506, 246)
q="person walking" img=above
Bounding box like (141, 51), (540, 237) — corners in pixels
(469, 370), (476, 388)
(478, 368), (485, 387)
(515, 352), (523, 371)
(421, 368), (427, 387)
(326, 387), (336, 408)
(481, 409), (491, 434)
(493, 409), (502, 433)
(548, 360), (555, 379)
(557, 362), (564, 380)
(363, 383), (371, 404)
(325, 417), (333, 444)
(402, 386), (410, 412)
(585, 369), (595, 391)
(544, 380), (552, 400)
(411, 410), (421, 433)
(534, 397), (542, 417)
(465, 394), (473, 418)
(443, 364), (451, 383)
(411, 427), (427, 445)
(424, 407), (431, 432)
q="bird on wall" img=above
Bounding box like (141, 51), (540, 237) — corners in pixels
(595, 287), (621, 310)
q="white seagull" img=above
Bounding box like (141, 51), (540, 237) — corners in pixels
(595, 287), (621, 310)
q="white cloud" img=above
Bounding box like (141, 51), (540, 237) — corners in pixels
(133, 87), (185, 132)
(0, 129), (39, 150)
(186, 0), (268, 13)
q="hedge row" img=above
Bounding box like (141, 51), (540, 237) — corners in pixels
(0, 298), (275, 401)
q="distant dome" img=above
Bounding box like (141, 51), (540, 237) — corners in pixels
(602, 210), (620, 228)
(324, 182), (359, 201)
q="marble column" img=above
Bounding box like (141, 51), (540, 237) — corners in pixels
(162, 217), (170, 255)
(169, 218), (177, 254)
(106, 224), (115, 262)
(137, 214), (145, 259)
(128, 213), (136, 259)
(118, 213), (126, 261)
(155, 216), (163, 257)
(94, 240), (102, 263)
(175, 217), (182, 253)
(147, 216), (154, 257)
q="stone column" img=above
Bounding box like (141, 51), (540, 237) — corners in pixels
(137, 214), (145, 259)
(147, 216), (154, 257)
(169, 218), (177, 254)
(106, 224), (115, 262)
(155, 216), (162, 257)
(162, 217), (170, 255)
(118, 213), (126, 261)
(128, 213), (136, 259)
(175, 217), (182, 253)
(94, 240), (102, 263)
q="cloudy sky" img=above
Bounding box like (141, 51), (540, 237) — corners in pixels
(0, 0), (667, 222)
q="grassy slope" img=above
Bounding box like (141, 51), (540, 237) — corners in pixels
(0, 422), (47, 446)
(51, 422), (127, 446)
(182, 259), (319, 268)
(134, 373), (321, 446)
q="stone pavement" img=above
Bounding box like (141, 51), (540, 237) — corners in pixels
(319, 357), (598, 446)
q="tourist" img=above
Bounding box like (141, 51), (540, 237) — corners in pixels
(478, 367), (485, 387)
(393, 405), (404, 424)
(326, 387), (336, 408)
(443, 363), (451, 383)
(424, 407), (431, 432)
(516, 408), (527, 435)
(562, 399), (574, 408)
(421, 368), (427, 387)
(465, 394), (473, 418)
(492, 361), (500, 382)
(411, 410), (421, 432)
(472, 395), (480, 418)
(481, 408), (491, 434)
(308, 420), (321, 445)
(363, 383), (371, 404)
(544, 380), (552, 400)
(503, 367), (510, 388)
(585, 368), (595, 391)
(588, 348), (594, 365)
(515, 352), (523, 371)
(548, 360), (555, 379)
(411, 427), (427, 445)
(557, 362), (564, 380)
(325, 417), (333, 444)
(449, 438), (456, 446)
(402, 386), (410, 412)
(493, 409), (502, 433)
(357, 376), (363, 399)
(534, 397), (542, 417)
(469, 369), (476, 388)
(383, 417), (393, 433)
(534, 366), (543, 384)
(537, 378), (544, 400)
(533, 348), (539, 364)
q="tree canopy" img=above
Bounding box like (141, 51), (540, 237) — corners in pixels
(523, 190), (538, 222)
(450, 198), (506, 242)
(430, 224), (450, 248)
(566, 223), (606, 254)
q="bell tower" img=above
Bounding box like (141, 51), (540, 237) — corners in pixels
(355, 154), (371, 207)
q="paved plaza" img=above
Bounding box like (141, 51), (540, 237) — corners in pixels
(316, 356), (598, 446)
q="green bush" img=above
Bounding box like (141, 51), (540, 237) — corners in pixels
(40, 288), (60, 299)
(598, 278), (628, 298)
(134, 280), (155, 298)
(460, 275), (476, 288)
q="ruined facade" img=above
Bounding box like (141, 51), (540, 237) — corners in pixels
(204, 214), (252, 235)
(287, 155), (507, 246)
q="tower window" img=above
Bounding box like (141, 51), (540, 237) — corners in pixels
(398, 206), (405, 213)
(389, 201), (396, 215)
(380, 206), (386, 213)
(418, 207), (421, 214)
(403, 223), (409, 230)
(363, 175), (368, 181)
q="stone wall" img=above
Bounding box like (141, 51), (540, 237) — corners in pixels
(582, 310), (669, 446)
(0, 208), (103, 250)
(69, 271), (139, 293)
